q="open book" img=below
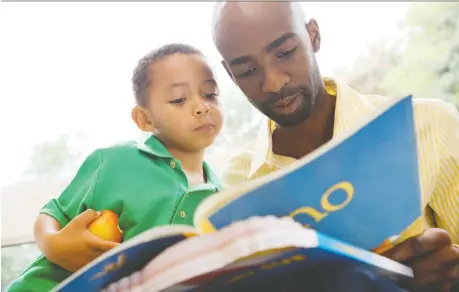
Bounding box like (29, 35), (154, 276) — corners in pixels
(54, 95), (421, 291)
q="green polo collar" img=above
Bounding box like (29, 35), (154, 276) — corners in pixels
(137, 135), (173, 159)
(137, 135), (222, 190)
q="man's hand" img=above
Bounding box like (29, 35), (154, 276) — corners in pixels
(45, 209), (119, 272)
(383, 228), (459, 292)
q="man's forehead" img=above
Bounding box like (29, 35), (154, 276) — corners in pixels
(213, 2), (305, 57)
(214, 2), (299, 27)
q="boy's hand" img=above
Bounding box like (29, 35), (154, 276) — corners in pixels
(46, 209), (119, 272)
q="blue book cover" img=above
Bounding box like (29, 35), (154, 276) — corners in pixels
(53, 226), (196, 292)
(55, 225), (413, 292)
(196, 95), (421, 251)
(160, 229), (413, 292)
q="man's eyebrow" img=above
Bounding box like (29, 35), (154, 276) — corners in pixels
(228, 55), (252, 67)
(228, 33), (298, 67)
(266, 32), (297, 52)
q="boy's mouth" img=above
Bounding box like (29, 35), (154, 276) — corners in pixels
(194, 122), (215, 131)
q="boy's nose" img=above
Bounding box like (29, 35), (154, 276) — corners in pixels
(194, 103), (210, 117)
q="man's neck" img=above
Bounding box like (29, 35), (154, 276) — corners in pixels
(272, 91), (336, 160)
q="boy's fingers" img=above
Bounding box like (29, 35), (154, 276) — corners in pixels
(86, 234), (120, 251)
(94, 240), (119, 252)
(72, 209), (101, 227)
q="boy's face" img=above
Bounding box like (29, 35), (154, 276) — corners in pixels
(138, 53), (223, 153)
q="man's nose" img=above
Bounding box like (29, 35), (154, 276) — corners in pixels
(262, 68), (289, 93)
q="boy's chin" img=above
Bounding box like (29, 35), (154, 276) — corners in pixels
(191, 137), (218, 153)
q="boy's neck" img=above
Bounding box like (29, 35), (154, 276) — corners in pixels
(167, 148), (205, 175)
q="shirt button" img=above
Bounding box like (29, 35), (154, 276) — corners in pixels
(180, 211), (186, 218)
(169, 161), (176, 169)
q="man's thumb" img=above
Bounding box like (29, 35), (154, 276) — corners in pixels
(73, 209), (101, 226)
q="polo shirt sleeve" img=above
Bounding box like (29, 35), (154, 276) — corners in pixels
(40, 149), (104, 228)
(427, 103), (459, 244)
(220, 150), (253, 188)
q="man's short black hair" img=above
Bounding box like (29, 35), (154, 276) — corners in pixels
(132, 43), (203, 106)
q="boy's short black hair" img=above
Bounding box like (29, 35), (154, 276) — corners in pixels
(132, 43), (203, 106)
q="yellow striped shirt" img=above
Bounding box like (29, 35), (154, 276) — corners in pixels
(221, 78), (459, 244)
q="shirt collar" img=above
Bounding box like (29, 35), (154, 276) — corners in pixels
(248, 77), (378, 178)
(137, 135), (222, 190)
(136, 135), (173, 159)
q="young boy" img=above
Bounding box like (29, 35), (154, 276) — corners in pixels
(6, 43), (224, 292)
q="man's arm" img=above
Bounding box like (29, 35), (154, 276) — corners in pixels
(383, 102), (459, 291)
(220, 150), (254, 188)
(427, 102), (459, 243)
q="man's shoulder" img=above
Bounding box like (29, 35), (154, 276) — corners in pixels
(220, 143), (259, 186)
(222, 143), (258, 171)
(412, 97), (458, 116)
(361, 93), (458, 122)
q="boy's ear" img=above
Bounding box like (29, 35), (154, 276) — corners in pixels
(221, 60), (237, 84)
(131, 106), (155, 132)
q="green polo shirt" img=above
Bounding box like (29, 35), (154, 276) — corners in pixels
(6, 135), (222, 292)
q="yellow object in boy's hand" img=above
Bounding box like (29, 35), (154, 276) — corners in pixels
(88, 210), (123, 243)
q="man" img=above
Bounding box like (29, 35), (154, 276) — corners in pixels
(212, 2), (459, 291)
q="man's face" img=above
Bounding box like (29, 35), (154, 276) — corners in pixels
(214, 2), (322, 127)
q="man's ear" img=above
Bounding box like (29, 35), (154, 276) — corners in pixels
(131, 106), (155, 132)
(306, 19), (321, 53)
(221, 60), (237, 84)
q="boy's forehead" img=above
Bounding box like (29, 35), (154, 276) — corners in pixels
(148, 54), (216, 87)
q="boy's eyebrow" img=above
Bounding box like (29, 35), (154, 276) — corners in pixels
(169, 82), (189, 88)
(204, 79), (217, 85)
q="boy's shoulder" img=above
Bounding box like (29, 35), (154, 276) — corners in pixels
(90, 139), (153, 165)
(96, 140), (140, 156)
(87, 136), (173, 171)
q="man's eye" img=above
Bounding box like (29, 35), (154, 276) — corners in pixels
(277, 47), (297, 59)
(170, 98), (186, 105)
(237, 67), (257, 78)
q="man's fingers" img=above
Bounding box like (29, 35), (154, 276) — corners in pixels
(407, 245), (459, 287)
(384, 228), (452, 262)
(71, 209), (101, 227)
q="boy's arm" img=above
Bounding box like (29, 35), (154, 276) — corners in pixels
(34, 213), (62, 250)
(35, 150), (118, 272)
(40, 150), (103, 226)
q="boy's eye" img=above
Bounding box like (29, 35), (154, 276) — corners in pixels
(277, 46), (297, 60)
(237, 67), (257, 78)
(204, 93), (218, 100)
(170, 97), (186, 105)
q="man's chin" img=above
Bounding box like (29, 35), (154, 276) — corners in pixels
(269, 110), (312, 128)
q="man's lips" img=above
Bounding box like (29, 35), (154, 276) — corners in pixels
(271, 91), (303, 108)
